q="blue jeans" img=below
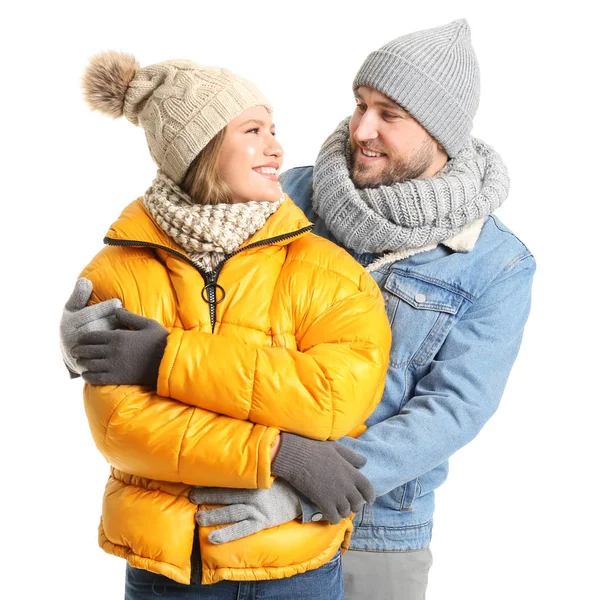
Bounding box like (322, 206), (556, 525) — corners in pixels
(125, 550), (344, 599)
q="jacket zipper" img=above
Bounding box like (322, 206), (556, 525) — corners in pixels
(104, 224), (313, 332)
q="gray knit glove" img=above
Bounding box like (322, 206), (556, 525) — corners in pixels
(72, 308), (169, 387)
(60, 278), (122, 377)
(189, 479), (302, 544)
(271, 432), (375, 524)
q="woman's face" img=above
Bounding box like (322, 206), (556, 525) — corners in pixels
(218, 105), (284, 204)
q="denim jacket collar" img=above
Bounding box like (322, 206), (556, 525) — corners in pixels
(367, 217), (485, 272)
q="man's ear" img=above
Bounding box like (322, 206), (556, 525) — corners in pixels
(436, 142), (449, 163)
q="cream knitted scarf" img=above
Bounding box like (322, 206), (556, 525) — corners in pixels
(312, 118), (510, 254)
(143, 171), (284, 272)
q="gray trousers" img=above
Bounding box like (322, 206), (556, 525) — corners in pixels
(343, 548), (433, 600)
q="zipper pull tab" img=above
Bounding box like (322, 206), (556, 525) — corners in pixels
(201, 270), (226, 305)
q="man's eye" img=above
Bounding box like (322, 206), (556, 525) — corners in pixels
(383, 113), (399, 120)
(355, 103), (367, 111)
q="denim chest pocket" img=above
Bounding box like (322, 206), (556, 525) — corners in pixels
(382, 271), (465, 369)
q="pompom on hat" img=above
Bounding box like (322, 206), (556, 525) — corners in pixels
(82, 51), (272, 183)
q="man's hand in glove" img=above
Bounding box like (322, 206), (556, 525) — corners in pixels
(72, 308), (169, 387)
(271, 432), (375, 524)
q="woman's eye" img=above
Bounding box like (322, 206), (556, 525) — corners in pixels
(247, 128), (260, 134)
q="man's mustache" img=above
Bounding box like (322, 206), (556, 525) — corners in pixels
(353, 140), (389, 155)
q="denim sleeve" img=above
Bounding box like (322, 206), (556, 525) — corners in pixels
(298, 494), (326, 523)
(279, 167), (315, 218)
(338, 254), (536, 497)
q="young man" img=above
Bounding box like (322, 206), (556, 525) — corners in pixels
(192, 19), (535, 599)
(61, 19), (534, 599)
(282, 18), (535, 596)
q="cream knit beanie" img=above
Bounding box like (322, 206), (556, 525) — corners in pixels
(82, 51), (272, 183)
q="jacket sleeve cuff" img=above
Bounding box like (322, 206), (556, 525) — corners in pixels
(299, 494), (326, 523)
(256, 427), (281, 488)
(156, 328), (184, 398)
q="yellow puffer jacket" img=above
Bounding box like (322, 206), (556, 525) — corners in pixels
(81, 195), (391, 585)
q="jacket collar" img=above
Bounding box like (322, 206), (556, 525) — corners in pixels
(366, 218), (485, 272)
(104, 195), (313, 256)
(442, 217), (485, 252)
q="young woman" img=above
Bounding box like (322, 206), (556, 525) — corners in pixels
(63, 51), (391, 599)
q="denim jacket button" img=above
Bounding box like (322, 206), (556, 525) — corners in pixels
(311, 512), (324, 522)
(415, 293), (426, 303)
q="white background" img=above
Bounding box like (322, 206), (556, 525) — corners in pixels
(2, 1), (589, 598)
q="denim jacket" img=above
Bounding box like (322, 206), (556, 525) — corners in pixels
(281, 166), (535, 551)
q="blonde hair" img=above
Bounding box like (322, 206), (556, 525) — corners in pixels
(181, 128), (233, 205)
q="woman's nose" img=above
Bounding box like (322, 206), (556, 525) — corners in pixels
(265, 135), (284, 157)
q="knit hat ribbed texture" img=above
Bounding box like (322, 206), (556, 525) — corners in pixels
(82, 52), (272, 184)
(353, 19), (480, 157)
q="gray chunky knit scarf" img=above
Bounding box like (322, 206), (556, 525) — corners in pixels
(312, 118), (510, 254)
(143, 171), (284, 271)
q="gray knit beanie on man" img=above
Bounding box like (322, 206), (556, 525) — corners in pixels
(353, 19), (480, 157)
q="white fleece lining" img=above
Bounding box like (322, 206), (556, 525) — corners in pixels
(366, 218), (485, 272)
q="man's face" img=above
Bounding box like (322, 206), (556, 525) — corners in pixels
(349, 86), (446, 187)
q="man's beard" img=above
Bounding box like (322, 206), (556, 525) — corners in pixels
(350, 137), (435, 188)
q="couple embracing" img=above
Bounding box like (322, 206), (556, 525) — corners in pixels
(61, 18), (534, 600)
